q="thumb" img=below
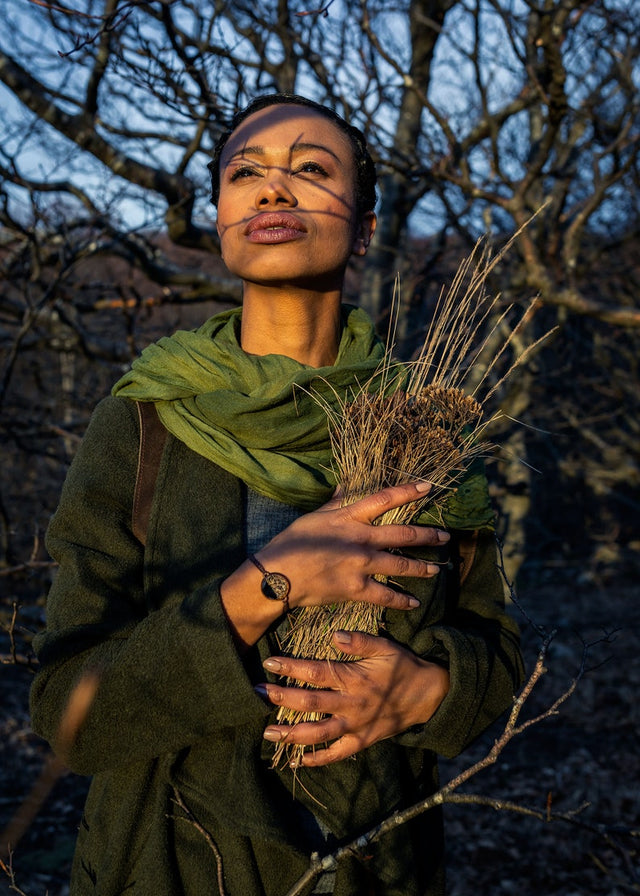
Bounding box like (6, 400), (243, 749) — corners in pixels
(333, 629), (391, 657)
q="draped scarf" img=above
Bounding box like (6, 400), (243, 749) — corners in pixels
(112, 305), (385, 510)
(112, 304), (494, 528)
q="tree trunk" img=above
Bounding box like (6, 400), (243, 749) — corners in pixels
(360, 0), (454, 328)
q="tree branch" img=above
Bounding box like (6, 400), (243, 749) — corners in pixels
(281, 627), (628, 896)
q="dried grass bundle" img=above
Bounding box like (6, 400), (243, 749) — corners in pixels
(272, 232), (551, 769)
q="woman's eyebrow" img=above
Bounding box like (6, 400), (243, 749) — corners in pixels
(227, 145), (265, 162)
(226, 142), (342, 164)
(291, 142), (341, 162)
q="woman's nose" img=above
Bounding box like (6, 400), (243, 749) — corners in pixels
(255, 171), (297, 207)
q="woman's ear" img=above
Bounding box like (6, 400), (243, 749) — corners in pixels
(352, 211), (377, 256)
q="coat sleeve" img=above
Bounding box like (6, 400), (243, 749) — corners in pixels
(30, 396), (268, 776)
(390, 531), (525, 758)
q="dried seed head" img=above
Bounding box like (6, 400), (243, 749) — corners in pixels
(333, 382), (483, 503)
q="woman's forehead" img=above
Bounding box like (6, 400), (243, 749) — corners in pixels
(220, 104), (354, 165)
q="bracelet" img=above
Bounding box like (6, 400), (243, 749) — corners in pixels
(248, 554), (291, 611)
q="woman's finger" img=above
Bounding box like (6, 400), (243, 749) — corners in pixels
(256, 681), (343, 715)
(359, 546), (444, 581)
(363, 520), (449, 550)
(261, 655), (346, 688)
(336, 480), (432, 524)
(298, 736), (363, 767)
(262, 716), (346, 748)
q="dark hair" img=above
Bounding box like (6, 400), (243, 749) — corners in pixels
(208, 94), (377, 216)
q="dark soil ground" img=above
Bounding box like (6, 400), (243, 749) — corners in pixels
(1, 562), (638, 896)
(442, 572), (640, 896)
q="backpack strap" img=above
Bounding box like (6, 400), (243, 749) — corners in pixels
(133, 401), (167, 546)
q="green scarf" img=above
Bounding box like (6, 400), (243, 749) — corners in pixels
(113, 305), (494, 528)
(113, 305), (384, 510)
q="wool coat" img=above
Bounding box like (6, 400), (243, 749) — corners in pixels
(30, 395), (524, 896)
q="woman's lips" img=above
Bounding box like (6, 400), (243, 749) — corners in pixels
(244, 212), (306, 243)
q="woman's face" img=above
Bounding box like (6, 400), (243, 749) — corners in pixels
(216, 104), (376, 291)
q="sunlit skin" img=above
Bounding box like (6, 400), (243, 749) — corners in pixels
(216, 104), (375, 366)
(216, 104), (450, 767)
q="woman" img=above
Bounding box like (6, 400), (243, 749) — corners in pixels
(30, 95), (523, 896)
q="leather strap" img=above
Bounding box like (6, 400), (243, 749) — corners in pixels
(132, 401), (167, 546)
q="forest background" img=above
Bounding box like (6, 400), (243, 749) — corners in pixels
(0, 1), (639, 894)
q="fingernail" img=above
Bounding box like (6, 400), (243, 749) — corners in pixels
(334, 630), (351, 645)
(254, 684), (270, 699)
(289, 757), (302, 769)
(263, 658), (282, 672)
(408, 597), (420, 608)
(437, 530), (450, 543)
(263, 727), (283, 742)
(415, 481), (432, 493)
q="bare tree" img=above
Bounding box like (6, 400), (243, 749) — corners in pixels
(1, 0), (639, 571)
(0, 6), (638, 894)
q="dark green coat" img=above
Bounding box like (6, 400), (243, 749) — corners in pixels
(30, 396), (523, 896)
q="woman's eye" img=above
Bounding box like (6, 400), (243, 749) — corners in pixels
(229, 166), (259, 182)
(295, 161), (328, 176)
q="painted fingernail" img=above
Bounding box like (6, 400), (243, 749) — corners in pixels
(263, 727), (283, 742)
(437, 530), (450, 543)
(334, 630), (351, 645)
(408, 597), (420, 608)
(254, 684), (270, 699)
(263, 658), (282, 672)
(415, 481), (432, 493)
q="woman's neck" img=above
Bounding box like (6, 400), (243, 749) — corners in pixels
(240, 285), (342, 367)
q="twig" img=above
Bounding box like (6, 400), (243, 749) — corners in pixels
(0, 561), (57, 578)
(26, 0), (144, 57)
(171, 789), (227, 896)
(295, 0), (336, 17)
(4, 603), (19, 665)
(495, 535), (547, 637)
(280, 636), (580, 896)
(0, 595), (43, 668)
(588, 852), (640, 894)
(443, 792), (591, 822)
(0, 853), (31, 896)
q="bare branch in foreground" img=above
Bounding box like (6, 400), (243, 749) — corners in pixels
(280, 629), (634, 896)
(0, 852), (31, 896)
(171, 789), (227, 896)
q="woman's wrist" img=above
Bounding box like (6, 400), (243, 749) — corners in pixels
(247, 553), (291, 612)
(410, 660), (451, 727)
(220, 557), (290, 652)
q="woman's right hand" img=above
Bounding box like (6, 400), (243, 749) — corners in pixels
(256, 481), (448, 612)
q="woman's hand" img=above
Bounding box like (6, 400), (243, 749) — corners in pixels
(255, 481), (448, 613)
(221, 481), (448, 651)
(256, 630), (450, 766)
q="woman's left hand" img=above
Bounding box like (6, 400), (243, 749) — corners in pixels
(257, 631), (450, 766)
